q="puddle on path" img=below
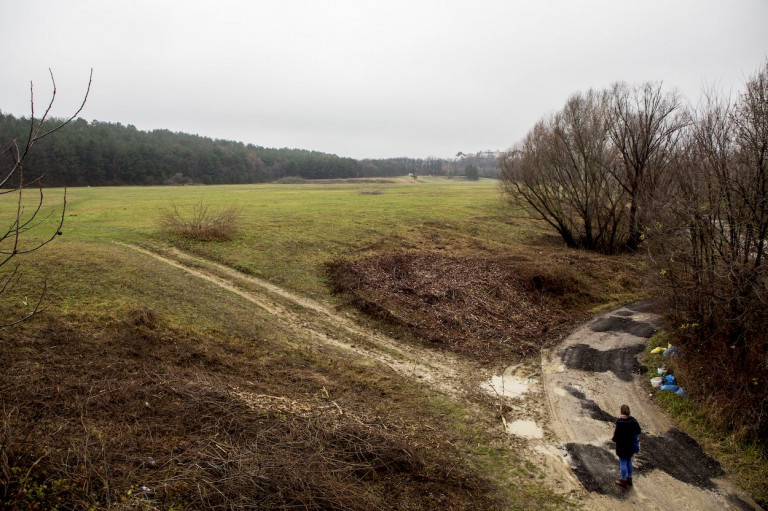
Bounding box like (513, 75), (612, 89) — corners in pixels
(481, 366), (537, 399)
(506, 419), (544, 438)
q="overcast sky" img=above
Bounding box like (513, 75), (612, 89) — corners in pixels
(2, 0), (767, 160)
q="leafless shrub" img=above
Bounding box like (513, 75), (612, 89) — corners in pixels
(649, 62), (768, 442)
(327, 250), (632, 363)
(160, 198), (243, 241)
(0, 70), (91, 327)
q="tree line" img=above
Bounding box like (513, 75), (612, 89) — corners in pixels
(500, 62), (768, 443)
(0, 114), (480, 186)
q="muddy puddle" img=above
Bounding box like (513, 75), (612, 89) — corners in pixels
(506, 419), (543, 438)
(481, 366), (537, 399)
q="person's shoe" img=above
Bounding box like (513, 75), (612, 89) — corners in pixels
(626, 477), (633, 486)
(615, 479), (628, 489)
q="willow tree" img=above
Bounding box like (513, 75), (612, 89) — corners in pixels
(608, 82), (689, 250)
(500, 89), (628, 253)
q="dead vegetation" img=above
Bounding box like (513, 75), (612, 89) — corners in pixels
(160, 199), (242, 241)
(327, 249), (642, 364)
(0, 309), (499, 510)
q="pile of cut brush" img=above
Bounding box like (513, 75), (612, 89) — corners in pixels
(328, 251), (605, 363)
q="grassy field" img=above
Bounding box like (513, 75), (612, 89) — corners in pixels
(1, 177), (648, 509)
(55, 177), (534, 294)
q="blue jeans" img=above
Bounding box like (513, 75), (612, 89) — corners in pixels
(619, 457), (633, 480)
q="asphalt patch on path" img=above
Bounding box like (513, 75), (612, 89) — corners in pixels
(625, 300), (659, 314)
(589, 315), (658, 338)
(564, 385), (616, 422)
(636, 428), (724, 490)
(565, 429), (725, 497)
(561, 343), (645, 382)
(565, 443), (624, 496)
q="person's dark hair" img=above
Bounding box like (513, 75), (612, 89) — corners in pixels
(620, 404), (630, 415)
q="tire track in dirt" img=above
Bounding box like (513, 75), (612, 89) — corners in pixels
(541, 303), (762, 510)
(117, 243), (470, 396)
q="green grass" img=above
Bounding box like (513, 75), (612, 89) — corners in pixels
(3, 178), (534, 297)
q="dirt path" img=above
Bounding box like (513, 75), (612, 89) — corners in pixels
(117, 242), (475, 397)
(541, 303), (762, 510)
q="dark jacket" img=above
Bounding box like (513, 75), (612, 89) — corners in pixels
(612, 415), (641, 459)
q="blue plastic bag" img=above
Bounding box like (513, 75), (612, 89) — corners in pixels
(663, 374), (676, 385)
(660, 384), (680, 392)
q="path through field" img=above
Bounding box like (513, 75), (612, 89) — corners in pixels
(541, 303), (762, 510)
(119, 243), (762, 510)
(117, 242), (475, 397)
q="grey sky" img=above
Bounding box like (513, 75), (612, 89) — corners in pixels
(2, 0), (767, 159)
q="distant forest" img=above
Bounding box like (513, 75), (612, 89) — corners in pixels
(1, 112), (500, 186)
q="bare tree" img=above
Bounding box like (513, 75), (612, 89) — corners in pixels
(649, 62), (768, 440)
(608, 82), (689, 251)
(500, 89), (628, 253)
(0, 70), (92, 326)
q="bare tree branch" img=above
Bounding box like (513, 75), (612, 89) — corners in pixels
(0, 69), (91, 327)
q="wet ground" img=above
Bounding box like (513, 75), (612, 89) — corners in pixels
(542, 304), (763, 510)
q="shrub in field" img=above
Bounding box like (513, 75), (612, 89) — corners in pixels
(160, 199), (242, 241)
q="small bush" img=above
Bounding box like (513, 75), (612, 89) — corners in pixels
(160, 199), (242, 241)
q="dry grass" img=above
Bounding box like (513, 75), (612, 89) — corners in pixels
(0, 308), (500, 510)
(160, 200), (242, 241)
(327, 248), (644, 364)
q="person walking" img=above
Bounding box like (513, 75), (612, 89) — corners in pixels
(612, 404), (641, 488)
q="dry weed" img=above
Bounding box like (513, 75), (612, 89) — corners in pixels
(160, 200), (242, 241)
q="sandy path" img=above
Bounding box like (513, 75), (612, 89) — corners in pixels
(541, 303), (761, 510)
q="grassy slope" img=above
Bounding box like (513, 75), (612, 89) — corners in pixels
(1, 177), (642, 509)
